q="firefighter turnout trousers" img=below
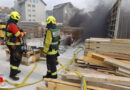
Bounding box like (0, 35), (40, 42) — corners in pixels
(7, 45), (23, 77)
(46, 54), (57, 78)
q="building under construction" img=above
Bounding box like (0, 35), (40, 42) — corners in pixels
(107, 0), (130, 39)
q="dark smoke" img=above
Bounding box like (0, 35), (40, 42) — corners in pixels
(69, 0), (116, 41)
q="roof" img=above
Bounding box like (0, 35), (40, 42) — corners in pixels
(18, 0), (47, 6)
(41, 0), (47, 6)
(0, 7), (11, 13)
(54, 2), (73, 9)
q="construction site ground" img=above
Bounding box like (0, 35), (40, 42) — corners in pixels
(0, 38), (84, 90)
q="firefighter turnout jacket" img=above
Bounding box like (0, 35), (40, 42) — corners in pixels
(43, 28), (61, 55)
(6, 23), (25, 45)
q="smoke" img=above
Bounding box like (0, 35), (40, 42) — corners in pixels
(69, 0), (116, 41)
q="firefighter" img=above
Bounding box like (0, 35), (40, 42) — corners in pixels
(6, 11), (26, 80)
(43, 16), (61, 79)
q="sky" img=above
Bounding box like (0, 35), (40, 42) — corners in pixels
(0, 0), (98, 12)
(0, 0), (117, 12)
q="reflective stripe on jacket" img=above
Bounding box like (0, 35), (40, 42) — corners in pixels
(6, 23), (25, 45)
(43, 28), (61, 55)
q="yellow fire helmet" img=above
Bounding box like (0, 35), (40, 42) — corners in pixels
(10, 11), (21, 21)
(46, 16), (56, 24)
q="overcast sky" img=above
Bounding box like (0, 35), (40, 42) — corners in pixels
(0, 0), (99, 11)
(0, 0), (116, 12)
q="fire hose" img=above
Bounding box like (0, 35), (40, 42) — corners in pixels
(0, 46), (87, 90)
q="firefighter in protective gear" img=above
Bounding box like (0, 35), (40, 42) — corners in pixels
(6, 11), (26, 80)
(43, 16), (61, 79)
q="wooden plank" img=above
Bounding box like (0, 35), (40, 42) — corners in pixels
(48, 82), (57, 90)
(55, 83), (80, 90)
(85, 38), (130, 55)
(116, 71), (130, 78)
(77, 56), (113, 68)
(85, 43), (130, 55)
(85, 38), (111, 42)
(111, 39), (130, 43)
(87, 81), (130, 90)
(87, 52), (130, 70)
(84, 50), (130, 60)
(118, 67), (130, 75)
(61, 72), (130, 87)
(37, 86), (49, 90)
(77, 52), (130, 69)
(85, 38), (130, 43)
(44, 78), (109, 90)
(104, 58), (130, 70)
(62, 74), (130, 90)
(44, 78), (80, 87)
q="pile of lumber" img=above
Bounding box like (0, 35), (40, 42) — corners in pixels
(6, 49), (40, 66)
(77, 51), (130, 77)
(61, 71), (130, 90)
(85, 38), (130, 60)
(59, 51), (130, 90)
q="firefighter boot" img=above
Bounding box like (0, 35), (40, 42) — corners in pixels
(43, 72), (51, 78)
(16, 70), (21, 74)
(9, 69), (19, 81)
(51, 75), (57, 79)
(9, 75), (19, 81)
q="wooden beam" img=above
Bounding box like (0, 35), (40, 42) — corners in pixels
(77, 56), (113, 68)
(37, 86), (49, 90)
(43, 78), (110, 90)
(104, 58), (130, 70)
(61, 72), (130, 87)
(118, 67), (130, 75)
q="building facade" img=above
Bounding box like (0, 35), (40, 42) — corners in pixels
(0, 7), (11, 22)
(14, 0), (46, 22)
(53, 2), (77, 25)
(46, 10), (53, 19)
(107, 0), (130, 39)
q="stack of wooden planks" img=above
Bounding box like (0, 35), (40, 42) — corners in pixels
(77, 51), (130, 77)
(60, 51), (130, 90)
(85, 38), (130, 60)
(5, 49), (40, 66)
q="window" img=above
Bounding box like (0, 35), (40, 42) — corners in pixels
(28, 4), (31, 7)
(32, 10), (35, 12)
(32, 5), (35, 8)
(33, 0), (38, 3)
(32, 15), (35, 17)
(29, 14), (31, 17)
